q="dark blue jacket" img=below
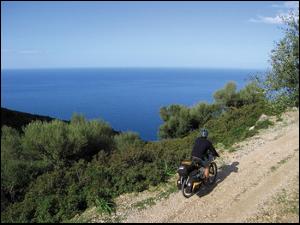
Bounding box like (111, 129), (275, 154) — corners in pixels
(191, 137), (219, 159)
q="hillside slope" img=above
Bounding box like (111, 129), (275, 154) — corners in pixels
(80, 109), (299, 223)
(1, 107), (57, 130)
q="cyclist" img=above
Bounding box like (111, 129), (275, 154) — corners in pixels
(191, 128), (220, 182)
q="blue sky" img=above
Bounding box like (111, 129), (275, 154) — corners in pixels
(1, 1), (299, 69)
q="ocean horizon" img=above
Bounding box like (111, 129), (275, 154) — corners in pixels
(1, 67), (264, 140)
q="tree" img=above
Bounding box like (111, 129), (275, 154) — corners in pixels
(159, 104), (186, 122)
(190, 102), (221, 129)
(239, 81), (266, 105)
(265, 11), (299, 106)
(158, 105), (192, 139)
(213, 81), (241, 108)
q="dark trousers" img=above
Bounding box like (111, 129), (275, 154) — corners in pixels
(192, 156), (209, 167)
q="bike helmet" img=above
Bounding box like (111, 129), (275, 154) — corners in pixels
(200, 128), (208, 138)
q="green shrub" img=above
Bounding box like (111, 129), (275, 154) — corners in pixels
(68, 114), (115, 160)
(159, 104), (185, 122)
(21, 120), (72, 168)
(239, 81), (266, 105)
(1, 126), (22, 159)
(1, 126), (50, 209)
(255, 120), (274, 130)
(205, 102), (269, 147)
(158, 105), (192, 139)
(20, 115), (114, 168)
(114, 131), (144, 151)
(158, 102), (222, 139)
(266, 95), (293, 115)
(159, 80), (268, 140)
(213, 81), (241, 108)
(190, 102), (221, 129)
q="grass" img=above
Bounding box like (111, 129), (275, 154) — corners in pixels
(246, 185), (299, 223)
(95, 198), (115, 215)
(269, 154), (294, 172)
(278, 158), (289, 165)
(156, 184), (178, 200)
(67, 205), (124, 223)
(65, 208), (94, 223)
(163, 161), (177, 177)
(275, 188), (299, 215)
(132, 197), (156, 210)
(65, 217), (91, 223)
(270, 166), (277, 172)
(228, 146), (236, 152)
(131, 177), (179, 211)
(215, 142), (226, 151)
(101, 215), (125, 223)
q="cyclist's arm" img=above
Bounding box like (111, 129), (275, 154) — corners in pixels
(209, 143), (220, 157)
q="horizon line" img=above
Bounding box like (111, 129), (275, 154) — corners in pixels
(1, 66), (268, 71)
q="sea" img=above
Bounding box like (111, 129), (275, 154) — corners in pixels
(1, 68), (263, 141)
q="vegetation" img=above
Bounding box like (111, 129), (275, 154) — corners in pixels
(257, 12), (299, 108)
(269, 154), (294, 173)
(158, 80), (266, 140)
(1, 9), (298, 224)
(0, 92), (282, 223)
(246, 185), (299, 223)
(114, 131), (145, 152)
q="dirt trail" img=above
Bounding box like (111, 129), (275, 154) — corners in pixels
(121, 110), (299, 223)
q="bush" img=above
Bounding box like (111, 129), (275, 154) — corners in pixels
(1, 114), (116, 222)
(239, 81), (266, 105)
(114, 131), (144, 151)
(68, 114), (115, 160)
(20, 115), (114, 168)
(255, 119), (274, 130)
(159, 104), (185, 122)
(1, 126), (22, 159)
(213, 81), (242, 108)
(1, 126), (50, 208)
(21, 120), (72, 168)
(158, 105), (192, 139)
(158, 103), (221, 139)
(205, 102), (269, 147)
(159, 80), (268, 140)
(190, 102), (221, 129)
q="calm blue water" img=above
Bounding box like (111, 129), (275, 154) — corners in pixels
(1, 68), (262, 140)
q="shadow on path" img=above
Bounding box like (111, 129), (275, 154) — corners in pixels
(196, 161), (239, 198)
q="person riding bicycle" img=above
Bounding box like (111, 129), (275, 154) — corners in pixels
(191, 128), (219, 183)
